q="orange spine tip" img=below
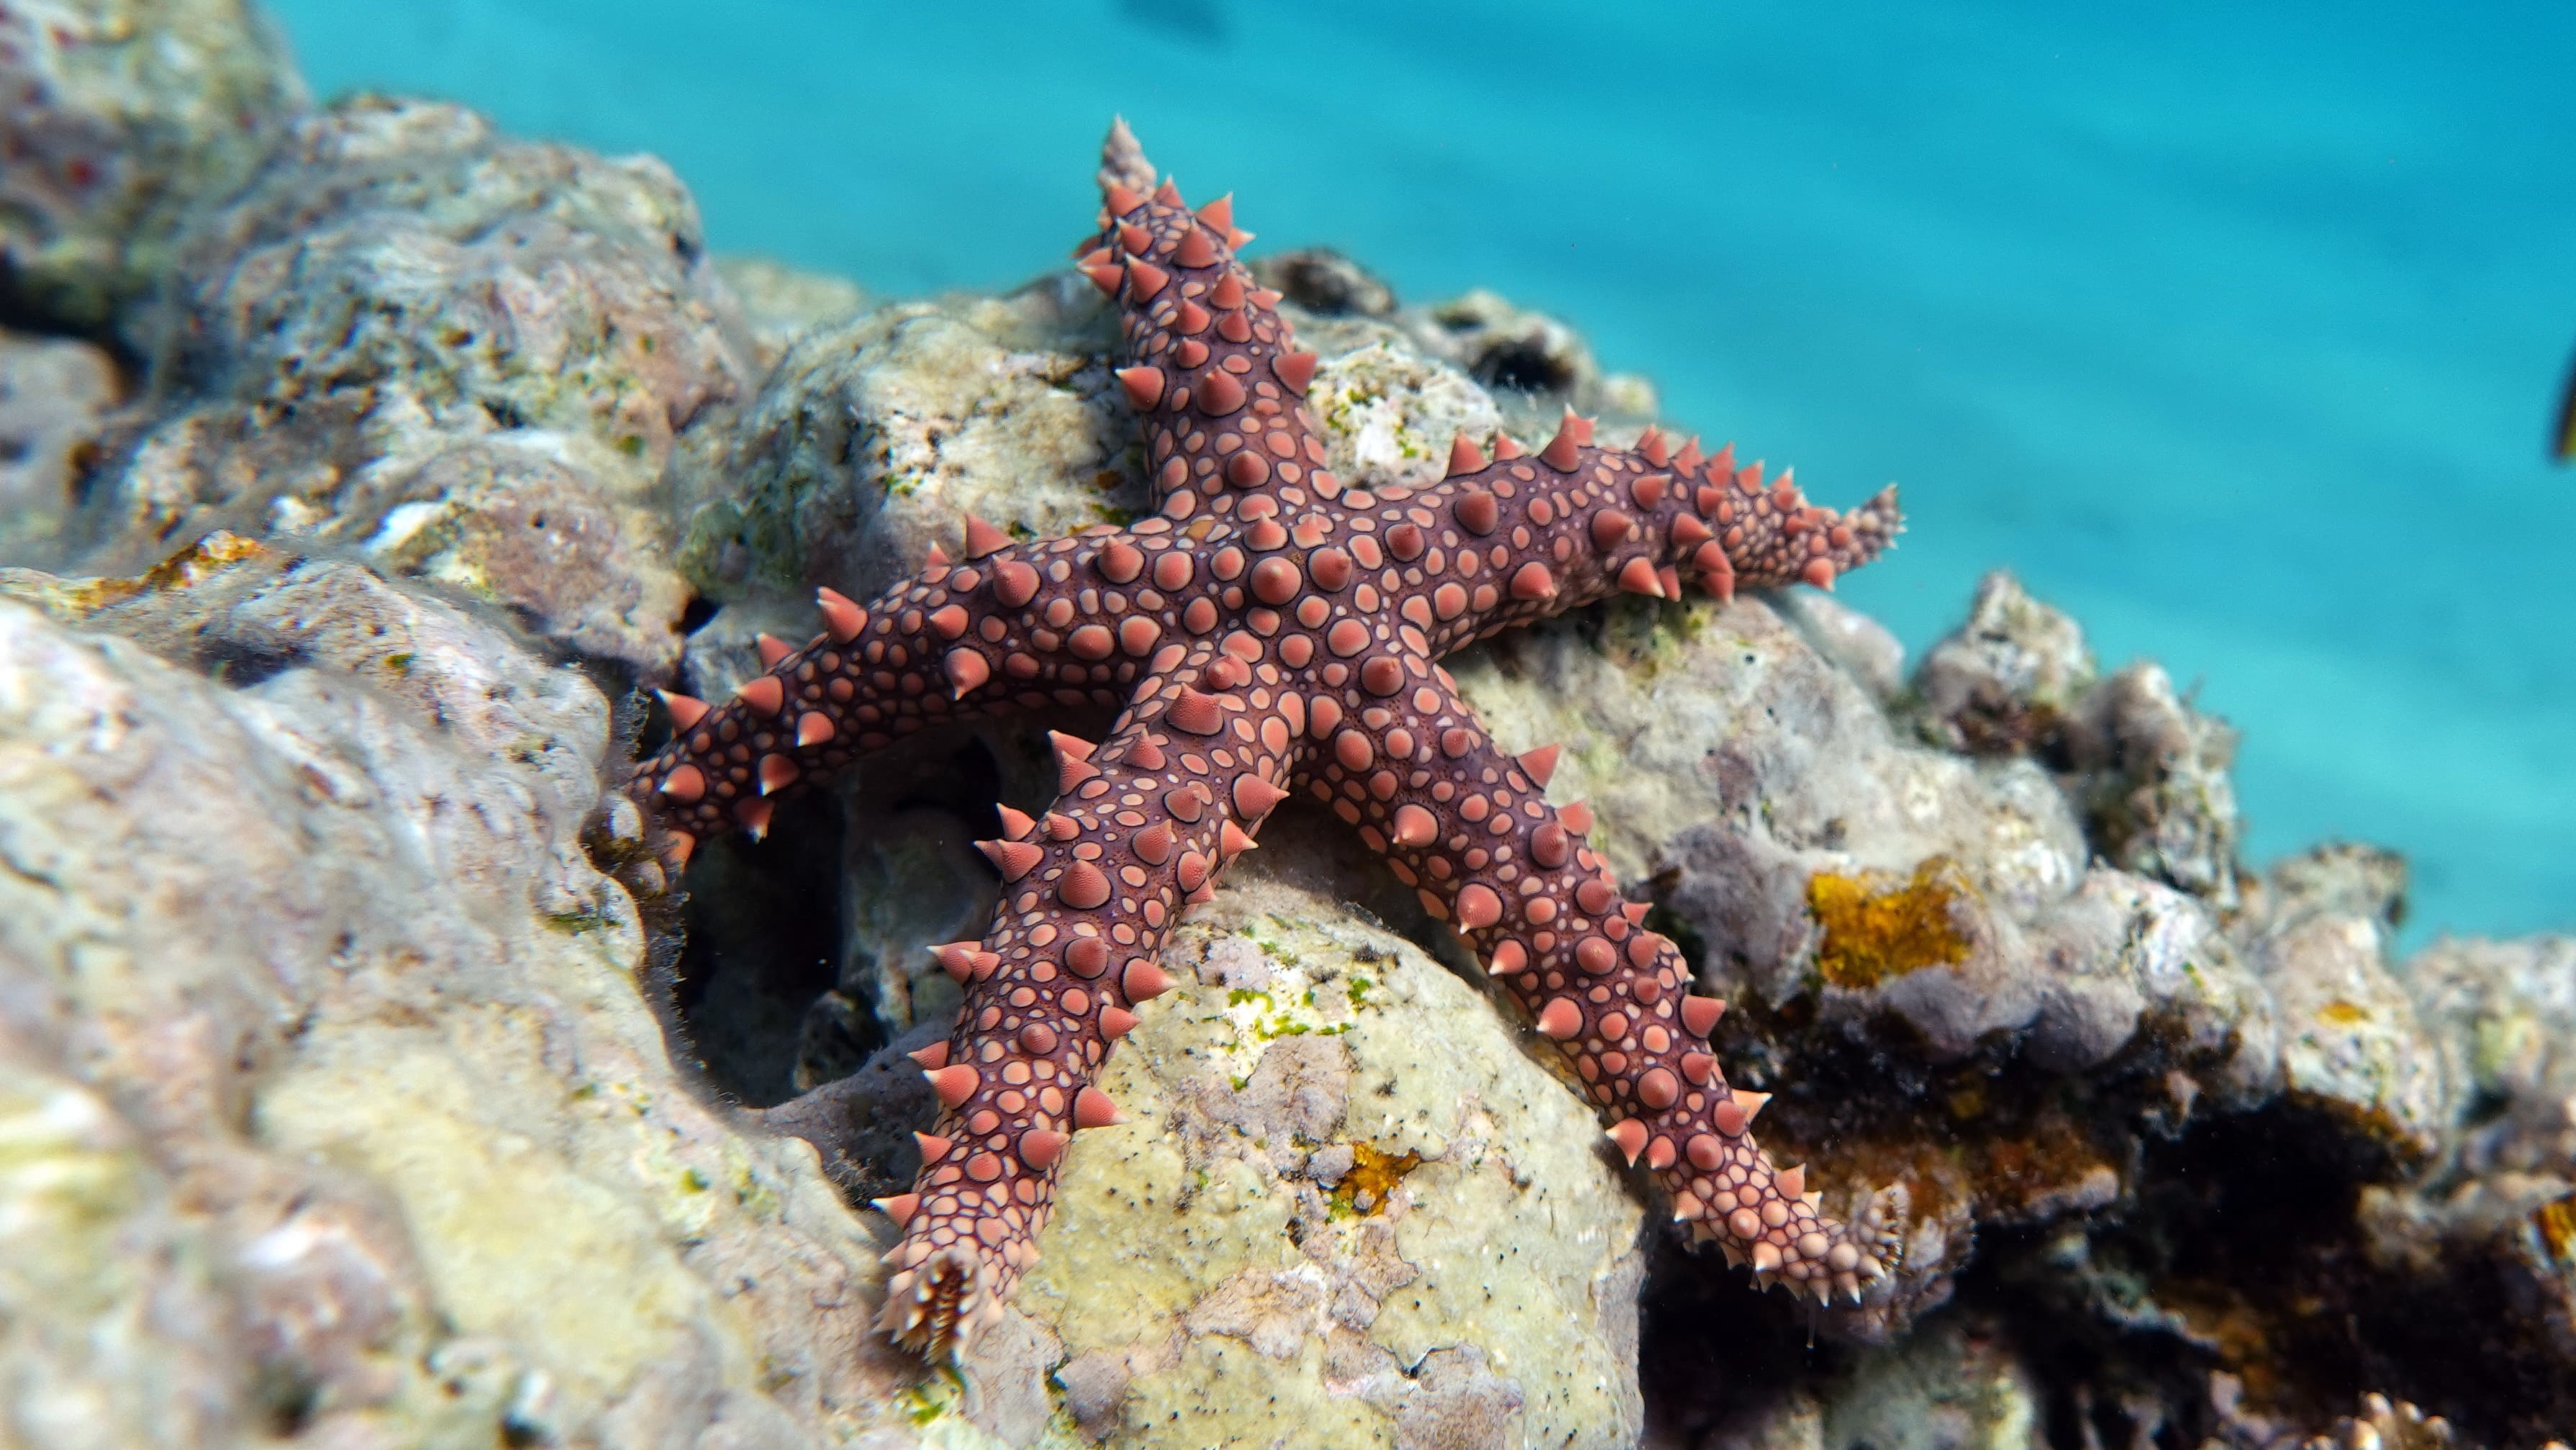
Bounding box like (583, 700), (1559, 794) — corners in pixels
(658, 689), (710, 730)
(1271, 350), (1318, 394)
(962, 515), (1010, 559)
(945, 648), (991, 699)
(926, 1065), (980, 1109)
(1682, 994), (1727, 1037)
(1607, 1118), (1648, 1166)
(1117, 366), (1165, 409)
(977, 838), (1044, 881)
(1125, 259), (1170, 299)
(816, 587), (866, 642)
(1074, 1087), (1126, 1129)
(1020, 1130), (1071, 1171)
(1516, 743), (1561, 788)
(1122, 959), (1175, 1002)
(1231, 774), (1289, 817)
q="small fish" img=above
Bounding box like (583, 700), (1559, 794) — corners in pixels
(2557, 348), (2576, 461)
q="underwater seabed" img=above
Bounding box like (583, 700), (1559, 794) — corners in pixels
(2, 1), (2573, 1449)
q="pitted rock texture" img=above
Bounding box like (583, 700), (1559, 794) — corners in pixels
(1400, 288), (1659, 429)
(1015, 873), (1645, 1450)
(2237, 849), (2446, 1164)
(0, 0), (307, 332)
(2350, 930), (2576, 1439)
(716, 254), (870, 371)
(73, 96), (755, 676)
(678, 285), (1138, 606)
(1904, 569), (2241, 905)
(0, 540), (936, 1448)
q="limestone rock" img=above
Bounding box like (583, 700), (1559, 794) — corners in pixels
(1248, 246), (1397, 319)
(0, 0), (307, 332)
(1013, 871), (1646, 1450)
(0, 539), (934, 1447)
(2063, 660), (2242, 906)
(2238, 848), (2447, 1164)
(2353, 932), (2576, 1428)
(79, 96), (755, 677)
(0, 327), (124, 558)
(1908, 570), (2241, 904)
(716, 255), (870, 372)
(1906, 569), (2095, 756)
(680, 282), (1138, 604)
(1397, 287), (1659, 427)
(1442, 590), (2277, 1331)
(1302, 338), (1507, 494)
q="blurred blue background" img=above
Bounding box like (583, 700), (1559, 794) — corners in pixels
(263, 0), (2576, 942)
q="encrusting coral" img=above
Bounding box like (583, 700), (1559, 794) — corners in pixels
(625, 122), (1908, 1356)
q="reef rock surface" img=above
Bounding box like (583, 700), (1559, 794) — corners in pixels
(1, 8), (2571, 1449)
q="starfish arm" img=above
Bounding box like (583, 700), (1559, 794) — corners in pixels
(880, 646), (1310, 1354)
(1294, 672), (1893, 1301)
(1075, 143), (1333, 520)
(626, 519), (1234, 866)
(1380, 421), (1902, 654)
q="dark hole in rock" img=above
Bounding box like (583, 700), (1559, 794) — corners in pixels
(677, 593), (720, 635)
(1636, 1233), (1836, 1442)
(668, 730), (1012, 1108)
(198, 639), (305, 688)
(1251, 247), (1396, 318)
(1472, 336), (1577, 394)
(672, 787), (848, 1107)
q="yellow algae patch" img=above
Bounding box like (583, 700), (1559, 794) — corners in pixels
(1808, 856), (1974, 988)
(2, 530), (269, 620)
(1329, 1142), (1422, 1217)
(2534, 1193), (2576, 1267)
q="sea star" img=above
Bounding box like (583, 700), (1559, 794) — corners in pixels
(627, 123), (1907, 1356)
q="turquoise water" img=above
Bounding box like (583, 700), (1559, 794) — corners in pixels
(266, 0), (2576, 942)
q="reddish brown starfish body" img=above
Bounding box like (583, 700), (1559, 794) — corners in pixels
(627, 126), (1905, 1356)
